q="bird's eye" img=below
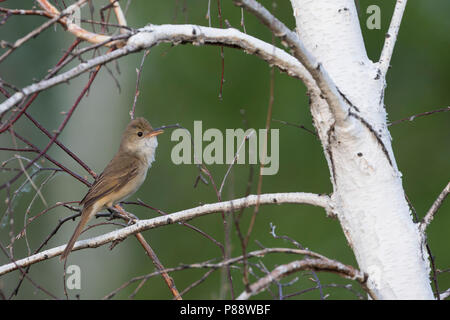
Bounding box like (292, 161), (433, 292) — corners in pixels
(137, 131), (143, 137)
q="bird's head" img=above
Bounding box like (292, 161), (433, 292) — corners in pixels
(120, 117), (164, 165)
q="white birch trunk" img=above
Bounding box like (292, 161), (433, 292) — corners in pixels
(290, 0), (433, 299)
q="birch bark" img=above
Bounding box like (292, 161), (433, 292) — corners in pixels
(290, 0), (433, 299)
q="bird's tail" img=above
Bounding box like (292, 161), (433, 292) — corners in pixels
(60, 205), (96, 261)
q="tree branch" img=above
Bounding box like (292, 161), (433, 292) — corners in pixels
(0, 11), (68, 64)
(440, 288), (450, 300)
(388, 106), (450, 126)
(420, 181), (450, 234)
(0, 23), (313, 115)
(234, 0), (351, 124)
(0, 192), (331, 276)
(378, 0), (408, 76)
(35, 0), (128, 47)
(236, 258), (374, 300)
(112, 204), (182, 300)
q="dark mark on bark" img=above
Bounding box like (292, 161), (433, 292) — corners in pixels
(326, 124), (337, 183)
(337, 87), (360, 112)
(348, 111), (393, 167)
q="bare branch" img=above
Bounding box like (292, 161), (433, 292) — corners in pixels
(130, 49), (150, 120)
(0, 58), (105, 191)
(236, 258), (373, 300)
(440, 288), (450, 300)
(0, 39), (134, 114)
(0, 11), (68, 64)
(234, 0), (349, 123)
(0, 242), (59, 299)
(0, 24), (312, 115)
(378, 0), (408, 76)
(134, 233), (182, 300)
(0, 38), (82, 134)
(218, 129), (256, 196)
(272, 118), (318, 138)
(388, 106), (450, 126)
(0, 8), (52, 19)
(420, 181), (450, 234)
(0, 192), (331, 276)
(0, 0), (124, 64)
(112, 204), (182, 300)
(35, 0), (127, 48)
(177, 269), (215, 299)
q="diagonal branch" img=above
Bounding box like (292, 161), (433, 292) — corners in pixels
(378, 0), (408, 76)
(113, 204), (182, 300)
(420, 181), (450, 234)
(0, 192), (331, 276)
(234, 0), (349, 123)
(0, 11), (68, 64)
(388, 106), (450, 126)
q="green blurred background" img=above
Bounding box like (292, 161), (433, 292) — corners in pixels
(0, 0), (448, 299)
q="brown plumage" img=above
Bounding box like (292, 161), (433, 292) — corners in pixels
(60, 117), (163, 260)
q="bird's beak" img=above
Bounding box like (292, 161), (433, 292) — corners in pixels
(146, 129), (164, 138)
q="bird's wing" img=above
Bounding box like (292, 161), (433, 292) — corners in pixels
(80, 153), (141, 208)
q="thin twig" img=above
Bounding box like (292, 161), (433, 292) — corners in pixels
(388, 106), (450, 126)
(269, 223), (325, 299)
(284, 283), (364, 300)
(0, 8), (53, 18)
(420, 181), (450, 234)
(113, 204), (182, 300)
(272, 118), (318, 138)
(8, 129), (91, 187)
(0, 38), (82, 134)
(216, 0), (225, 100)
(218, 129), (256, 196)
(242, 60), (275, 289)
(128, 199), (225, 251)
(23, 111), (97, 178)
(405, 192), (441, 299)
(130, 49), (150, 119)
(0, 11), (69, 64)
(9, 131), (48, 207)
(36, 0), (128, 47)
(177, 269), (216, 298)
(0, 46), (108, 191)
(0, 242), (58, 299)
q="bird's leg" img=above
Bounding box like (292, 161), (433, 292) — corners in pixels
(112, 204), (137, 225)
(104, 208), (121, 221)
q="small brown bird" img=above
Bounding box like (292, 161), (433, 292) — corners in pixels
(60, 117), (163, 260)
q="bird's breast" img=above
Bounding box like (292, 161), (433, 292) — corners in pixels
(141, 136), (158, 168)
